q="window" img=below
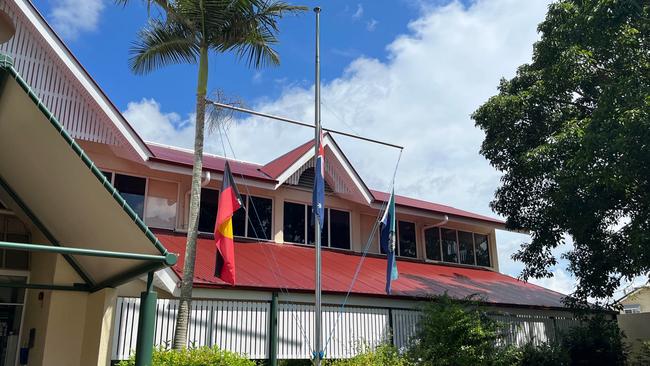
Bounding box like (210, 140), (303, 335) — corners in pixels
(145, 179), (178, 229)
(329, 209), (351, 249)
(198, 190), (271, 240)
(114, 174), (146, 218)
(474, 234), (491, 267)
(441, 228), (458, 263)
(623, 304), (641, 314)
(283, 202), (350, 249)
(228, 194), (272, 239)
(308, 206), (329, 246)
(198, 188), (219, 232)
(424, 227), (442, 261)
(398, 221), (417, 258)
(0, 215), (29, 270)
(283, 202), (305, 244)
(232, 194), (247, 237)
(426, 227), (492, 267)
(101, 170), (113, 183)
(458, 231), (475, 265)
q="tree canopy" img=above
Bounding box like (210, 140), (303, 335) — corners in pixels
(472, 0), (649, 303)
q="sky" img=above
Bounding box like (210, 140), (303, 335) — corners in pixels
(30, 0), (644, 298)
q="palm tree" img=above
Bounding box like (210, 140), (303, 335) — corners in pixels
(118, 0), (306, 350)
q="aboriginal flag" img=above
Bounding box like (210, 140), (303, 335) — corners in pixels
(214, 161), (242, 285)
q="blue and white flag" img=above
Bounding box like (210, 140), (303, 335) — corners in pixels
(380, 189), (398, 294)
(312, 130), (325, 230)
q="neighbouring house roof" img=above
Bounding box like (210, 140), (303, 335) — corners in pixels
(0, 54), (174, 290)
(158, 232), (567, 310)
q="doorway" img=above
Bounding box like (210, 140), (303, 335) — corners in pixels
(0, 275), (26, 366)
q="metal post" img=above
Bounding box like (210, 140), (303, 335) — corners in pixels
(135, 271), (157, 366)
(313, 6), (323, 366)
(269, 292), (278, 366)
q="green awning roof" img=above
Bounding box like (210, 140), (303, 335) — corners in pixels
(0, 54), (175, 290)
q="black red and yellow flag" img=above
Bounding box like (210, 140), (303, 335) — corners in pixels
(214, 161), (242, 285)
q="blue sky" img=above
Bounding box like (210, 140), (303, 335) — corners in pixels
(34, 0), (430, 114)
(32, 0), (638, 298)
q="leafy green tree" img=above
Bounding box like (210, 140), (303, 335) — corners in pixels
(117, 0), (306, 350)
(472, 0), (650, 303)
(406, 295), (519, 366)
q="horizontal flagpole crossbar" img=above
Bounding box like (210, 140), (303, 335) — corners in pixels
(0, 241), (177, 265)
(207, 101), (404, 150)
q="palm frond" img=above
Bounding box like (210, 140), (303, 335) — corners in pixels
(129, 19), (199, 74)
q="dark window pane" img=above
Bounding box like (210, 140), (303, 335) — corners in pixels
(441, 228), (458, 263)
(458, 231), (475, 265)
(474, 234), (491, 267)
(248, 196), (272, 240)
(329, 209), (350, 249)
(198, 188), (219, 232)
(0, 200), (5, 210)
(4, 250), (28, 270)
(101, 171), (113, 183)
(284, 202), (306, 244)
(114, 174), (146, 218)
(424, 227), (442, 261)
(398, 221), (417, 258)
(232, 195), (247, 238)
(0, 276), (26, 303)
(308, 206), (328, 246)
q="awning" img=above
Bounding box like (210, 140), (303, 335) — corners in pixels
(0, 54), (175, 291)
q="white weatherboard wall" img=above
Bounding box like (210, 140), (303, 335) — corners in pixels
(111, 297), (583, 361)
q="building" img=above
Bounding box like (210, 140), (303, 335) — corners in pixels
(0, 1), (584, 365)
(618, 284), (650, 314)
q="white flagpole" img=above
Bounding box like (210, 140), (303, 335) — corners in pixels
(313, 6), (322, 366)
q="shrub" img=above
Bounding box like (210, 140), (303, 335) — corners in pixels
(560, 315), (628, 366)
(116, 346), (256, 366)
(631, 341), (650, 366)
(325, 344), (412, 366)
(406, 295), (519, 366)
(518, 342), (569, 366)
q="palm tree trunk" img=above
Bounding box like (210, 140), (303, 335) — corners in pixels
(172, 45), (209, 351)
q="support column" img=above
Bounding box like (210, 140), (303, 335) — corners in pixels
(269, 292), (278, 366)
(135, 271), (157, 366)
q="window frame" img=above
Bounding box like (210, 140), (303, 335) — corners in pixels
(144, 177), (181, 230)
(422, 226), (493, 268)
(396, 220), (418, 258)
(101, 169), (150, 222)
(240, 194), (274, 241)
(623, 304), (641, 314)
(104, 169), (183, 231)
(282, 199), (352, 249)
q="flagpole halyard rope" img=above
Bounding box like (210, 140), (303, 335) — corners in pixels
(215, 121), (316, 359)
(322, 149), (402, 353)
(212, 110), (403, 360)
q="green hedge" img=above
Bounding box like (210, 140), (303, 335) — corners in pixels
(116, 346), (256, 366)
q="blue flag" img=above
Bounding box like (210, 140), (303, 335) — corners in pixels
(312, 130), (325, 230)
(380, 189), (398, 294)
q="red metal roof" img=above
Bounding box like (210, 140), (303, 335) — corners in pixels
(371, 190), (505, 226)
(147, 143), (273, 182)
(258, 139), (314, 179)
(158, 232), (566, 309)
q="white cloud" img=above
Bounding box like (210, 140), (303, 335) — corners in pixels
(126, 0), (573, 285)
(366, 19), (379, 32)
(50, 0), (104, 39)
(352, 4), (364, 20)
(530, 268), (576, 296)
